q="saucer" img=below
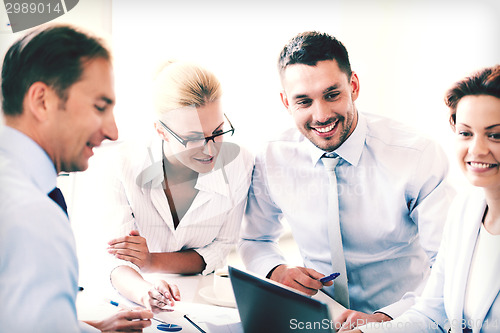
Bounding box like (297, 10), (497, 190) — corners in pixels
(199, 286), (236, 308)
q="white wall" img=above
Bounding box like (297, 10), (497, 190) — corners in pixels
(110, 0), (499, 187)
(105, 0), (498, 287)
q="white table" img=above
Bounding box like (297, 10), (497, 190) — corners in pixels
(77, 272), (242, 333)
(76, 270), (344, 333)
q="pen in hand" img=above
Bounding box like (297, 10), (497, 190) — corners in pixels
(320, 272), (340, 283)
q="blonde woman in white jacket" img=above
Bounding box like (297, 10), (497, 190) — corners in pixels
(106, 61), (253, 313)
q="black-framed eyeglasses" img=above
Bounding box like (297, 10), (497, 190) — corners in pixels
(158, 113), (235, 149)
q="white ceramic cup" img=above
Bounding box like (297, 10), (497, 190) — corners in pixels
(213, 267), (235, 301)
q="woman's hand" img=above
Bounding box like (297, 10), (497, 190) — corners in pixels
(85, 307), (153, 332)
(335, 309), (391, 332)
(141, 279), (181, 314)
(108, 230), (154, 272)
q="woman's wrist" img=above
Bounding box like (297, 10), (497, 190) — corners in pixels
(139, 293), (150, 309)
(148, 252), (162, 272)
(137, 281), (155, 308)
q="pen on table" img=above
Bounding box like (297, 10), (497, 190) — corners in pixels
(184, 314), (206, 333)
(320, 272), (340, 283)
(106, 299), (172, 325)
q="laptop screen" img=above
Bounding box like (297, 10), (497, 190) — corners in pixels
(229, 266), (335, 333)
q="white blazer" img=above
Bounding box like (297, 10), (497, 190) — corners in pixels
(362, 186), (500, 333)
(108, 135), (253, 275)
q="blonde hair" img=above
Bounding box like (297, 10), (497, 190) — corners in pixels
(153, 61), (222, 117)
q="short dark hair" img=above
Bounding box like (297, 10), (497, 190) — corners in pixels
(1, 24), (111, 116)
(445, 65), (500, 128)
(278, 31), (352, 79)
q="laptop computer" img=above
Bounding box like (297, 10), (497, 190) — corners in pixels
(228, 266), (336, 333)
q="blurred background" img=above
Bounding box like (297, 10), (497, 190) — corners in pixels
(1, 0), (499, 290)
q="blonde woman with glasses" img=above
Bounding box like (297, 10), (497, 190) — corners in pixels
(106, 61), (253, 312)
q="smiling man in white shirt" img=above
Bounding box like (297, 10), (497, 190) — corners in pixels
(239, 31), (456, 331)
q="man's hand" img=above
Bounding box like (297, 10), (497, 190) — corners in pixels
(108, 230), (153, 272)
(268, 265), (333, 296)
(335, 309), (391, 332)
(142, 279), (181, 314)
(85, 308), (153, 332)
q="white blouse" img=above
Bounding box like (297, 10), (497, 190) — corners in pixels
(464, 224), (500, 331)
(109, 135), (253, 275)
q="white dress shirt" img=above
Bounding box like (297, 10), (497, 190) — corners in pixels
(239, 112), (455, 317)
(360, 187), (500, 333)
(0, 126), (98, 332)
(464, 224), (500, 331)
(109, 134), (253, 275)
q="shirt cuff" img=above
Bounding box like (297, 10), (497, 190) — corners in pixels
(246, 251), (287, 278)
(195, 245), (235, 276)
(375, 294), (416, 321)
(238, 239), (288, 277)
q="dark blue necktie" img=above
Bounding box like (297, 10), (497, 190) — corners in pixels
(48, 187), (68, 215)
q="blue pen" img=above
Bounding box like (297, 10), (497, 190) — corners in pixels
(107, 299), (182, 332)
(320, 272), (340, 283)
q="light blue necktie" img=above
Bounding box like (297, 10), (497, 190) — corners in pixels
(322, 154), (349, 308)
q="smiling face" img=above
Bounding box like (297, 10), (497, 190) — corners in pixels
(157, 100), (225, 174)
(280, 59), (359, 152)
(48, 57), (118, 172)
(455, 95), (500, 191)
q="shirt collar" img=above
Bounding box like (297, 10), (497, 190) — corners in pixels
(308, 112), (367, 167)
(137, 135), (230, 197)
(196, 142), (243, 198)
(0, 125), (57, 194)
(195, 165), (229, 197)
